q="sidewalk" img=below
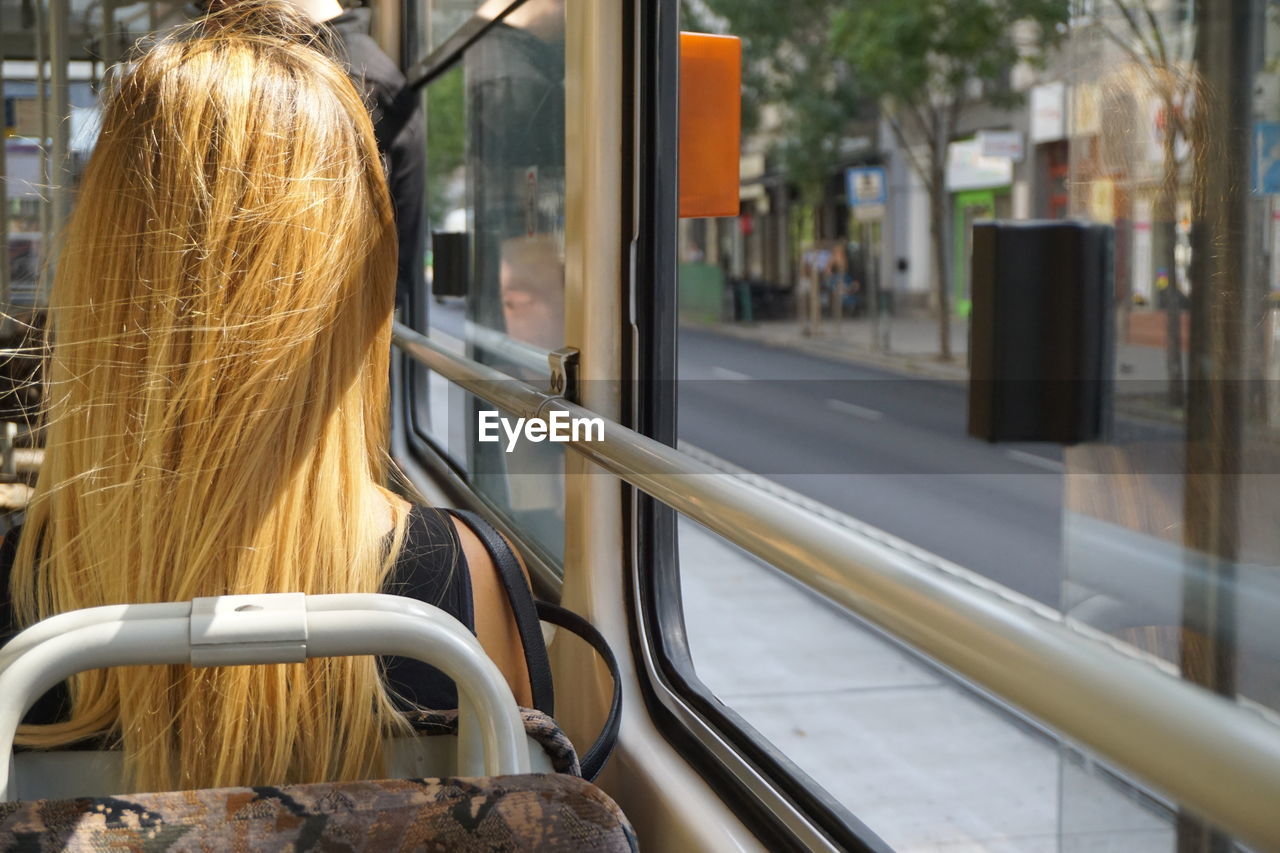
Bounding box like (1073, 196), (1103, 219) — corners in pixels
(680, 511), (1172, 851)
(700, 315), (972, 382)
(699, 314), (1176, 391)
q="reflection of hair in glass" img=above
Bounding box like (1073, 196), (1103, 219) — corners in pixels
(10, 0), (408, 792)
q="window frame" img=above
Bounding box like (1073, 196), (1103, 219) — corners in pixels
(619, 1), (892, 850)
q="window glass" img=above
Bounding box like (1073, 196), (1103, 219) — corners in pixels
(674, 0), (1279, 846)
(3, 0), (231, 334)
(680, 511), (1174, 850)
(1058, 0), (1280, 843)
(421, 0), (489, 54)
(416, 0), (566, 563)
(2, 0), (121, 421)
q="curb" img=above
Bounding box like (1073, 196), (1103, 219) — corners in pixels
(690, 322), (970, 383)
(690, 323), (1190, 430)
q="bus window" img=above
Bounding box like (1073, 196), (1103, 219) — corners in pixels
(662, 0), (1279, 847)
(1058, 1), (1279, 844)
(411, 0), (568, 566)
(419, 0), (488, 54)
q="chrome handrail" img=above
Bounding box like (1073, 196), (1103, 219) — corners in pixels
(464, 320), (553, 379)
(393, 321), (1280, 849)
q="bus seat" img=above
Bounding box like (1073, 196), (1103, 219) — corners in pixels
(11, 707), (582, 801)
(0, 595), (636, 849)
(400, 707), (583, 777)
(0, 773), (638, 851)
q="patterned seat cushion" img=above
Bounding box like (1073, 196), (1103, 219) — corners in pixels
(407, 708), (581, 777)
(0, 774), (638, 852)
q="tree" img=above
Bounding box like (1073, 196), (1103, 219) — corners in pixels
(835, 0), (1070, 360)
(425, 66), (466, 232)
(1093, 0), (1196, 407)
(686, 0), (871, 299)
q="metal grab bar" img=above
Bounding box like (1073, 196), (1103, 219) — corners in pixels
(465, 320), (554, 378)
(393, 320), (1280, 849)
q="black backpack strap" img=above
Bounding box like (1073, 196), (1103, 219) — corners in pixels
(448, 510), (556, 717)
(535, 601), (622, 782)
(446, 510), (624, 781)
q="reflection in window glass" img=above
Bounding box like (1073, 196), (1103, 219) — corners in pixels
(418, 0), (566, 563)
(1060, 1), (1280, 845)
(675, 0), (1279, 847)
(3, 1), (109, 422)
(422, 0), (488, 54)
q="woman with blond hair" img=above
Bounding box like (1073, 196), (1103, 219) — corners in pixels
(0, 0), (540, 793)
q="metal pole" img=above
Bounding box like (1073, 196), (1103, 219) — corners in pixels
(831, 230), (841, 328)
(33, 0), (50, 300)
(49, 0), (70, 255)
(866, 218), (879, 351)
(874, 217), (889, 352)
(0, 13), (10, 329)
(100, 0), (119, 76)
(881, 194), (894, 353)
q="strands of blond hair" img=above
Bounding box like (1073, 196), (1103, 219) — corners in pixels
(8, 0), (412, 792)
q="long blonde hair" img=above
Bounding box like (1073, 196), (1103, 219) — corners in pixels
(9, 0), (411, 791)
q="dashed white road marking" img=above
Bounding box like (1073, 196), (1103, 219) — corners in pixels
(711, 366), (752, 381)
(1004, 449), (1065, 472)
(825, 398), (884, 421)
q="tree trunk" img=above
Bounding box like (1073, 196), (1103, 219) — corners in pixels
(929, 158), (952, 361)
(1156, 110), (1185, 408)
(795, 203), (821, 335)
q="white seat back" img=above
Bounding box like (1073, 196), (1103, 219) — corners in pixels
(0, 592), (532, 800)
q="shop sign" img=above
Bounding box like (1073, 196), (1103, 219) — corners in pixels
(1071, 83), (1101, 136)
(846, 166), (888, 221)
(3, 141), (42, 200)
(1030, 83), (1066, 143)
(10, 99), (43, 138)
(1145, 97), (1191, 166)
(1253, 121), (1280, 195)
(740, 153), (766, 181)
(739, 181), (770, 214)
(945, 139), (1012, 191)
(978, 130), (1024, 162)
(845, 166), (887, 206)
(1089, 178), (1115, 223)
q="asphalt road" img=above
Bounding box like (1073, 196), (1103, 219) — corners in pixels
(676, 327), (1068, 605)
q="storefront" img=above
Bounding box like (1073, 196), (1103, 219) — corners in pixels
(1030, 82), (1070, 219)
(946, 137), (1013, 316)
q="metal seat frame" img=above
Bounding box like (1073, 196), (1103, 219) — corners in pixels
(0, 592), (533, 801)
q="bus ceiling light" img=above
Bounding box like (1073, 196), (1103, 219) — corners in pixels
(679, 32), (741, 219)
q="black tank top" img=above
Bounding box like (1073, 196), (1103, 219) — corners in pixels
(0, 505), (477, 727)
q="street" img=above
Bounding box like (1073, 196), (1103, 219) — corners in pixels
(677, 327), (1067, 605)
